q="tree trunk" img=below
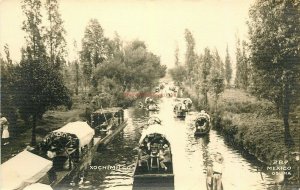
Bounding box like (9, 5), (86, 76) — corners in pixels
(31, 114), (37, 146)
(282, 78), (294, 147)
(75, 62), (79, 95)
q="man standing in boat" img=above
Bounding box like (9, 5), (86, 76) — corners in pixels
(206, 152), (224, 190)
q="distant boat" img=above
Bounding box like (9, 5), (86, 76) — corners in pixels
(173, 102), (188, 119)
(194, 114), (211, 136)
(174, 98), (192, 111)
(133, 125), (174, 190)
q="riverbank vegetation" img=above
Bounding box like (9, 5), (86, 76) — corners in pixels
(170, 0), (299, 184)
(1, 0), (165, 160)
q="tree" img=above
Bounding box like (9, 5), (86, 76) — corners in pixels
(174, 45), (180, 66)
(210, 73), (225, 113)
(0, 47), (18, 134)
(44, 0), (67, 71)
(21, 0), (46, 61)
(225, 45), (233, 87)
(201, 47), (213, 108)
(19, 0), (72, 145)
(169, 65), (187, 85)
(235, 38), (243, 88)
(91, 39), (166, 107)
(184, 29), (197, 85)
(248, 0), (300, 147)
(80, 19), (107, 90)
(240, 41), (249, 90)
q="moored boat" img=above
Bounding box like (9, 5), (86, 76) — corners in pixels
(37, 108), (127, 187)
(133, 126), (174, 190)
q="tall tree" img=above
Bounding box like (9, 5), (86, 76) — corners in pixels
(184, 29), (197, 85)
(248, 0), (300, 147)
(235, 37), (243, 88)
(201, 47), (212, 108)
(19, 0), (72, 145)
(0, 47), (18, 134)
(44, 0), (67, 71)
(21, 0), (46, 60)
(240, 41), (249, 90)
(210, 48), (225, 112)
(225, 45), (233, 87)
(81, 19), (107, 90)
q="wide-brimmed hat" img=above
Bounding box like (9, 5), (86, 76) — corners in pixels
(214, 153), (224, 163)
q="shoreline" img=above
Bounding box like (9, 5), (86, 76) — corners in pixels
(183, 86), (300, 186)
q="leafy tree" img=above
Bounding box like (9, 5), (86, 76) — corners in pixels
(80, 19), (107, 90)
(248, 0), (300, 147)
(19, 0), (72, 145)
(235, 38), (243, 88)
(225, 45), (233, 87)
(184, 29), (197, 85)
(240, 41), (249, 90)
(0, 47), (18, 134)
(92, 39), (166, 107)
(44, 0), (67, 71)
(212, 48), (224, 77)
(209, 48), (225, 112)
(169, 65), (187, 85)
(21, 0), (46, 60)
(201, 47), (213, 108)
(210, 72), (225, 113)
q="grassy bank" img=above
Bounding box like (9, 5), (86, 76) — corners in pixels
(184, 87), (300, 184)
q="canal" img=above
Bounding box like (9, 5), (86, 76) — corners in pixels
(58, 95), (278, 190)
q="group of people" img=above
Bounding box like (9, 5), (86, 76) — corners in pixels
(138, 134), (171, 171)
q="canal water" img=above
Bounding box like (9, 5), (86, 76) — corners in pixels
(58, 96), (279, 190)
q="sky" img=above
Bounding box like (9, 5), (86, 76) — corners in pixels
(0, 0), (253, 69)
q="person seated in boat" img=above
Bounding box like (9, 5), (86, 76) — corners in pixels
(159, 144), (171, 171)
(150, 143), (159, 156)
(199, 110), (211, 122)
(138, 145), (150, 167)
(142, 137), (151, 151)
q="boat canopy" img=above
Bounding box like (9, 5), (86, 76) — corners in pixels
(23, 183), (53, 190)
(53, 121), (95, 148)
(139, 125), (171, 147)
(0, 150), (52, 190)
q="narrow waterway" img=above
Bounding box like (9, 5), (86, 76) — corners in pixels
(58, 96), (278, 190)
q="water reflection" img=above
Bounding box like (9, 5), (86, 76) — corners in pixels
(57, 97), (279, 190)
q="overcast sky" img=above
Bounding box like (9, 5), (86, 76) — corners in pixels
(0, 0), (253, 68)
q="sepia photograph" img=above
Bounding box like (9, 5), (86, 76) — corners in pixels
(0, 0), (299, 189)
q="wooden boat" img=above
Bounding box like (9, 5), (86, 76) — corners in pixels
(194, 115), (211, 135)
(38, 108), (127, 187)
(173, 102), (188, 119)
(133, 125), (174, 190)
(174, 98), (192, 111)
